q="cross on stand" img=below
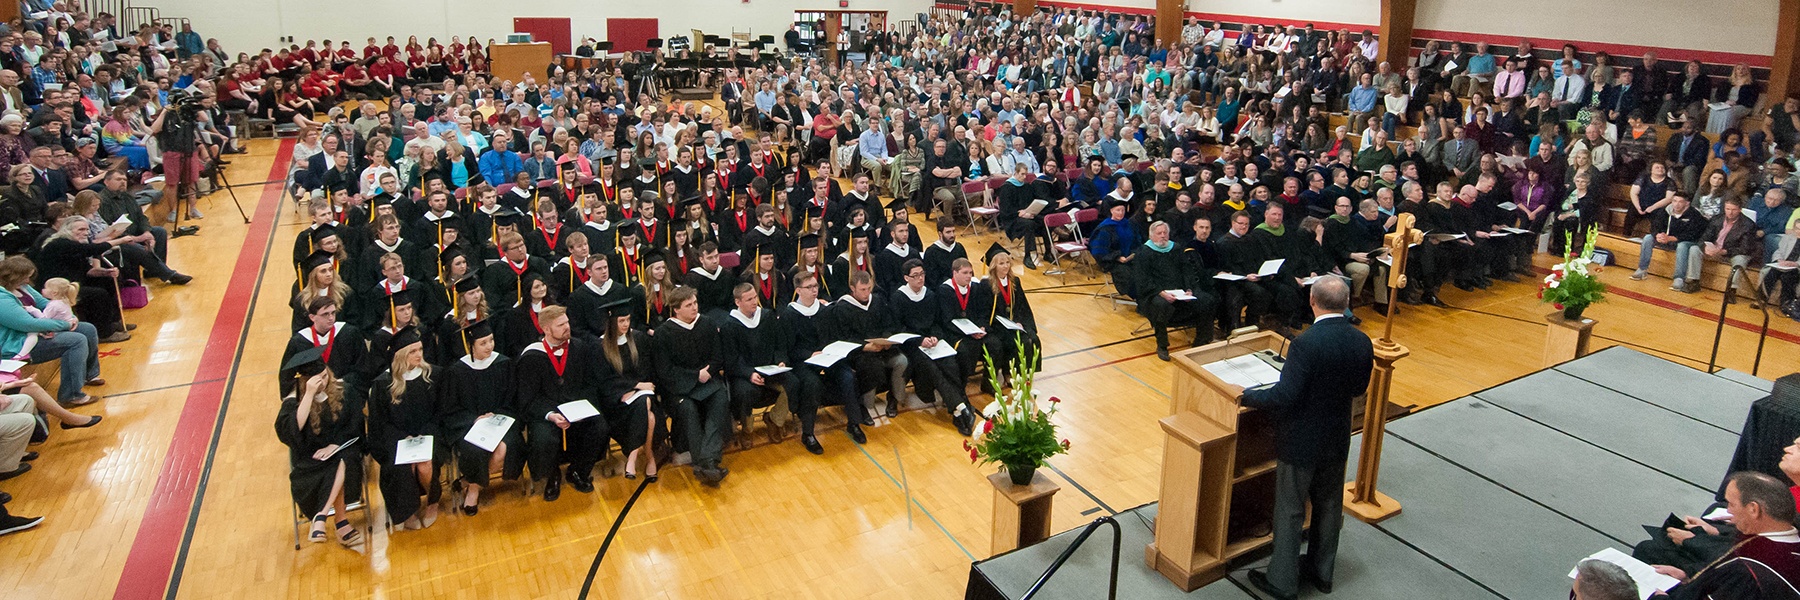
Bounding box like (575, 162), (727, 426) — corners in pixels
(1343, 212), (1421, 523)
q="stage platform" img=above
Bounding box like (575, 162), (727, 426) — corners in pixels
(968, 346), (1776, 599)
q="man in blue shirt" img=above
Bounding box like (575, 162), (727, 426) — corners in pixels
(1457, 41), (1497, 97)
(1097, 132), (1122, 166)
(478, 132), (524, 187)
(857, 125), (891, 192)
(1346, 73), (1379, 133)
(752, 81), (778, 124)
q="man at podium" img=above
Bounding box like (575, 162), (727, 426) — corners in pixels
(1240, 277), (1374, 600)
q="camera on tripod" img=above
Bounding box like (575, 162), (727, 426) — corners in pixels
(166, 89), (205, 116)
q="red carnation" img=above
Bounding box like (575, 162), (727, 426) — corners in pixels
(982, 419), (994, 434)
(1060, 439), (1071, 450)
(968, 448), (979, 462)
(962, 440), (972, 452)
(1048, 396), (1062, 404)
(1553, 302), (1564, 310)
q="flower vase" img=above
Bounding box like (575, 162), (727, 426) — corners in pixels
(1005, 463), (1037, 486)
(1562, 304), (1587, 321)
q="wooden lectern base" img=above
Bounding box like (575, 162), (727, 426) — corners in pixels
(1343, 484), (1402, 523)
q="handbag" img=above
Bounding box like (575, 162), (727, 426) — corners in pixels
(119, 279), (150, 309)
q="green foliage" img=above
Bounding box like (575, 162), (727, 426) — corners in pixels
(964, 337), (1069, 469)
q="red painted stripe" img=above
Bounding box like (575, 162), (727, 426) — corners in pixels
(1529, 265), (1800, 344)
(113, 140), (295, 600)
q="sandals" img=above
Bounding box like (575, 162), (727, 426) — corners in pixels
(335, 519), (363, 547)
(309, 515), (329, 543)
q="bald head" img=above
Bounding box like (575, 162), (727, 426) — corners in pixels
(1311, 276), (1350, 314)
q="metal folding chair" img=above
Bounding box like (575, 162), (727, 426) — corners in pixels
(290, 460), (375, 550)
(1041, 210), (1091, 283)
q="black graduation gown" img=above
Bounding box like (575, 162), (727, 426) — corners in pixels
(576, 218), (621, 256)
(477, 256), (551, 310)
(740, 225), (793, 267)
(359, 324), (435, 384)
(524, 223), (572, 261)
(826, 255), (872, 300)
(275, 390), (366, 516)
(822, 294), (902, 393)
(887, 285), (970, 409)
(872, 244), (921, 293)
(515, 337), (614, 478)
(348, 238), (431, 292)
(495, 304), (547, 358)
(566, 278), (630, 339)
(548, 256), (595, 304)
(739, 269), (791, 308)
(366, 369), (446, 522)
(279, 323), (367, 396)
(683, 267), (737, 316)
(975, 277), (1040, 372)
(407, 211), (468, 251)
(922, 241), (967, 287)
(441, 354), (525, 487)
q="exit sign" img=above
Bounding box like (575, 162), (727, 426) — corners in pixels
(839, 0), (848, 6)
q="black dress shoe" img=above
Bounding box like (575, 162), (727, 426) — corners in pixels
(61, 415), (101, 430)
(1400, 294), (1423, 305)
(1246, 570), (1297, 600)
(1346, 313), (1363, 326)
(802, 435), (824, 455)
(846, 423), (867, 444)
(542, 477), (561, 501)
(461, 502), (478, 516)
(166, 273), (193, 285)
(1453, 280), (1477, 292)
(885, 398), (900, 418)
(1424, 294), (1449, 308)
(0, 464), (29, 482)
(953, 411), (974, 436)
(1156, 348), (1171, 361)
(567, 470), (595, 493)
(0, 492), (11, 504)
(1475, 277), (1492, 289)
(1371, 302), (1391, 315)
(1495, 272), (1521, 283)
(19, 452), (35, 462)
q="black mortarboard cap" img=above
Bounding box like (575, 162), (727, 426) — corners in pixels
(984, 242), (1011, 263)
(599, 298), (633, 318)
(453, 276), (482, 294)
(282, 346), (328, 376)
(798, 232), (821, 247)
(386, 287), (416, 309)
(388, 325), (422, 353)
(301, 250), (335, 274)
(493, 207), (526, 227)
(460, 319), (492, 342)
(310, 225), (340, 244)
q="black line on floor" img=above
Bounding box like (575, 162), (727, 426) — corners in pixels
(100, 377), (228, 399)
(1469, 393), (1718, 491)
(1044, 461), (1117, 516)
(1366, 521), (1512, 600)
(163, 173), (286, 600)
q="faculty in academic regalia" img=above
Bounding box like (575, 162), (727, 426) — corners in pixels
(439, 320), (524, 515)
(366, 328), (446, 530)
(515, 305), (611, 501)
(651, 287), (734, 486)
(281, 296), (366, 396)
(275, 348), (366, 549)
(1136, 221), (1219, 361)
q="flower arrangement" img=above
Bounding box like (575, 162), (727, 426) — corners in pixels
(963, 339), (1070, 486)
(1540, 226), (1607, 319)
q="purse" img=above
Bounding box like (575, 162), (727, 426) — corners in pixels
(119, 280), (150, 309)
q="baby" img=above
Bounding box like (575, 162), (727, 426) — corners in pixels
(21, 278), (80, 352)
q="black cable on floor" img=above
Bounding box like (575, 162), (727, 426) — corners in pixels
(577, 476), (653, 600)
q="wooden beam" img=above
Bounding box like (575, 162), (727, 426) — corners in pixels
(1769, 0), (1800, 101)
(1378, 0), (1416, 68)
(0, 1), (20, 29)
(1013, 0), (1036, 16)
(1155, 0), (1182, 48)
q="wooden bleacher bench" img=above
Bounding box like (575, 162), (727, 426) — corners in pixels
(1592, 232), (1758, 297)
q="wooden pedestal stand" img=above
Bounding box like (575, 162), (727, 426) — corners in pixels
(1342, 214), (1420, 523)
(989, 471), (1059, 556)
(1543, 311), (1597, 366)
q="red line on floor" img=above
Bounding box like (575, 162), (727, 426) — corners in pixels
(113, 141), (294, 600)
(1530, 266), (1800, 345)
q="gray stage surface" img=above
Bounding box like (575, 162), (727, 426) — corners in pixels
(970, 346), (1772, 599)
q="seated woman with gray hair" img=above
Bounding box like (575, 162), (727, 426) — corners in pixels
(29, 211), (130, 343)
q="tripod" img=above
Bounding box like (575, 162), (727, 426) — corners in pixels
(166, 125), (250, 238)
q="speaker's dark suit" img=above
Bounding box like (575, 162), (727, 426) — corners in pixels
(1241, 314), (1374, 597)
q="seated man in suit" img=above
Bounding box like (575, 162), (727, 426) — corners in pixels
(1635, 435), (1800, 575)
(1241, 277), (1374, 600)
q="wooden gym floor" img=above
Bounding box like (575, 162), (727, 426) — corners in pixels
(1, 135), (1794, 600)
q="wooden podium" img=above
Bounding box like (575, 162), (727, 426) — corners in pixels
(1146, 331), (1290, 591)
(1543, 311), (1597, 366)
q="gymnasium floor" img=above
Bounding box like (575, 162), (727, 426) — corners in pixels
(2, 136), (1795, 600)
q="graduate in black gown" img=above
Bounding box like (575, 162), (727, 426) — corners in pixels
(682, 242), (736, 317)
(977, 243), (1041, 383)
(275, 348), (366, 549)
(777, 269), (849, 455)
(922, 220), (968, 287)
(937, 257), (998, 392)
(823, 270), (908, 424)
(872, 220), (922, 293)
(565, 257), (630, 340)
(495, 271), (551, 357)
(291, 248), (352, 333)
(431, 277), (488, 366)
(439, 320), (523, 515)
(365, 328), (446, 530)
(480, 231), (552, 310)
(719, 283), (798, 449)
(548, 231), (597, 303)
(595, 300), (657, 481)
(358, 289), (431, 384)
(738, 240), (791, 308)
(280, 296), (366, 397)
(887, 258), (974, 436)
(631, 251), (679, 331)
(651, 287), (733, 486)
(515, 305), (610, 501)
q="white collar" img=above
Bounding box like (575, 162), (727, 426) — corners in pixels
(933, 240), (958, 252)
(898, 284), (928, 302)
(788, 299), (822, 316)
(886, 243), (911, 257)
(1763, 528), (1800, 543)
(691, 266), (721, 280)
(402, 367), (424, 380)
(511, 188), (530, 197)
(584, 279), (613, 295)
(1314, 312), (1344, 324)
(730, 308), (762, 328)
(299, 322), (345, 343)
(374, 238), (401, 252)
(424, 210), (455, 221)
(668, 315), (698, 330)
(838, 294), (870, 310)
(675, 164), (693, 173)
(479, 204), (500, 215)
(755, 224), (777, 235)
(460, 352), (497, 369)
(558, 256), (588, 268)
(585, 219), (612, 231)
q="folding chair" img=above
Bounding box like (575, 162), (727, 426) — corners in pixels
(959, 180), (995, 232)
(450, 444), (533, 509)
(718, 251), (742, 270)
(1041, 210), (1091, 283)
